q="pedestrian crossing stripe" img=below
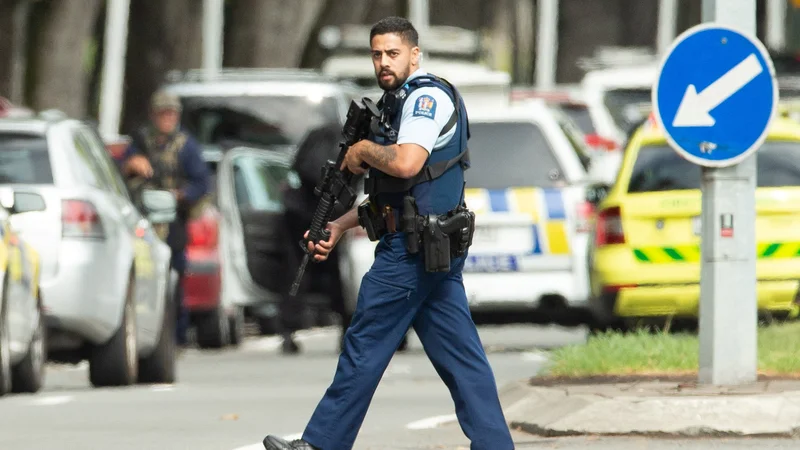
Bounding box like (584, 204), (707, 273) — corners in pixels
(464, 187), (570, 255)
(633, 242), (800, 263)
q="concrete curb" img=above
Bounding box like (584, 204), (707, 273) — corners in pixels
(500, 380), (800, 438)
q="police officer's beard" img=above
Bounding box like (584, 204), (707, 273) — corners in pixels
(378, 69), (407, 91)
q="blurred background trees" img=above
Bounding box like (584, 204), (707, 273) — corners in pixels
(0, 0), (794, 135)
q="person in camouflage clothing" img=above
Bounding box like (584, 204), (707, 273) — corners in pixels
(119, 89), (210, 348)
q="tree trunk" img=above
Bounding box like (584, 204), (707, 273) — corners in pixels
(0, 0), (17, 98)
(485, 0), (514, 73)
(512, 0), (535, 84)
(364, 0), (404, 25)
(300, 0), (374, 69)
(619, 0), (658, 48)
(225, 0), (325, 68)
(121, 0), (203, 135)
(431, 0), (483, 29)
(27, 0), (102, 118)
(556, 0), (624, 83)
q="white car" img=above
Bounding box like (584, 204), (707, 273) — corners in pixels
(0, 113), (179, 387)
(580, 64), (657, 145)
(339, 100), (596, 324)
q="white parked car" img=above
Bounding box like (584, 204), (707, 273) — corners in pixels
(339, 100), (597, 324)
(0, 113), (179, 387)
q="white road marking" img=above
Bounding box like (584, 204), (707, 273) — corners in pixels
(30, 395), (73, 406)
(150, 384), (175, 392)
(231, 433), (303, 450)
(385, 363), (411, 376)
(405, 413), (458, 430)
(520, 351), (549, 363)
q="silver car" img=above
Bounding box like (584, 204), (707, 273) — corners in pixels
(0, 113), (179, 387)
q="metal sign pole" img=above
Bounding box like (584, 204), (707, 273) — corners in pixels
(98, 0), (131, 139)
(202, 0), (224, 80)
(698, 0), (758, 385)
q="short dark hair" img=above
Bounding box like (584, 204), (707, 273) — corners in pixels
(370, 16), (419, 47)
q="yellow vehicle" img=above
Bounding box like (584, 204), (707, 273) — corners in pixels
(0, 188), (44, 396)
(587, 117), (800, 329)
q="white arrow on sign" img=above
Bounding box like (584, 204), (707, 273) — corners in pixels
(672, 53), (763, 127)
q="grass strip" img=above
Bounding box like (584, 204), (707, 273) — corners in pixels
(542, 321), (800, 378)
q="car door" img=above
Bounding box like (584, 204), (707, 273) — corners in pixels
(217, 148), (294, 297)
(78, 127), (161, 336)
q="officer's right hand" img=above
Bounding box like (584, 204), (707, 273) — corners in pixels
(125, 155), (154, 178)
(305, 222), (345, 262)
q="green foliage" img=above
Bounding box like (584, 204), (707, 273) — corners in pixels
(543, 322), (800, 377)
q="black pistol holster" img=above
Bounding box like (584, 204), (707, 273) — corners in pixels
(357, 198), (386, 241)
(403, 196), (475, 273)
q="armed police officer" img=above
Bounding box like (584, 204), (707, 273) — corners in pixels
(263, 17), (514, 450)
(120, 90), (210, 349)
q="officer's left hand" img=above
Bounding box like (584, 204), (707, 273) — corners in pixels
(341, 141), (368, 175)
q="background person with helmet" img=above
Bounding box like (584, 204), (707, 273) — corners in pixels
(119, 89), (211, 349)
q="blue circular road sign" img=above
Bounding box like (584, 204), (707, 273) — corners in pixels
(652, 23), (778, 168)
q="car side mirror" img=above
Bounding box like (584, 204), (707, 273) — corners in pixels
(585, 183), (610, 207)
(141, 189), (177, 224)
(0, 187), (46, 215)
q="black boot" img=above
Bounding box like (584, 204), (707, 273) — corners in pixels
(281, 332), (301, 355)
(263, 435), (319, 450)
(397, 335), (409, 352)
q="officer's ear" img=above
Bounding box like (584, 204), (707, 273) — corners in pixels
(411, 46), (420, 65)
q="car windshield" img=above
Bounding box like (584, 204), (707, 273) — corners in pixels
(603, 88), (652, 134)
(179, 94), (340, 151)
(465, 122), (565, 189)
(0, 133), (53, 184)
(232, 155), (293, 213)
(628, 141), (800, 193)
(559, 104), (596, 134)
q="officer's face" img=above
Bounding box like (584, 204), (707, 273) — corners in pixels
(151, 108), (180, 135)
(371, 33), (419, 91)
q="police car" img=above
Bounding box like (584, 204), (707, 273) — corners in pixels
(339, 99), (596, 324)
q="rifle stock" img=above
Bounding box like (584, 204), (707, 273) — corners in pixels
(289, 98), (381, 297)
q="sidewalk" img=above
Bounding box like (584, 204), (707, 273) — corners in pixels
(499, 376), (800, 438)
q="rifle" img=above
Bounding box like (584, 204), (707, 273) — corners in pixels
(289, 97), (382, 296)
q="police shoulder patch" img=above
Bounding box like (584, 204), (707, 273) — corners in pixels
(413, 94), (437, 119)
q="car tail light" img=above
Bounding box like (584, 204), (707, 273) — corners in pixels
(575, 201), (595, 233)
(187, 214), (219, 248)
(585, 134), (618, 151)
(594, 206), (624, 246)
(62, 199), (104, 239)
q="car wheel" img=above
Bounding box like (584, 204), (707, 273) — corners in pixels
(196, 305), (229, 349)
(0, 284), (11, 396)
(11, 295), (46, 393)
(138, 276), (176, 384)
(89, 280), (138, 387)
(228, 306), (245, 347)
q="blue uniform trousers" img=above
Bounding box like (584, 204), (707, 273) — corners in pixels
(302, 233), (514, 450)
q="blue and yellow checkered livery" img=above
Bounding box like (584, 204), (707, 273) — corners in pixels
(464, 187), (571, 255)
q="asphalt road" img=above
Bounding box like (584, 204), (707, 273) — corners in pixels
(0, 324), (798, 450)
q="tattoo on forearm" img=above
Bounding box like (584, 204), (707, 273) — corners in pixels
(365, 142), (397, 167)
